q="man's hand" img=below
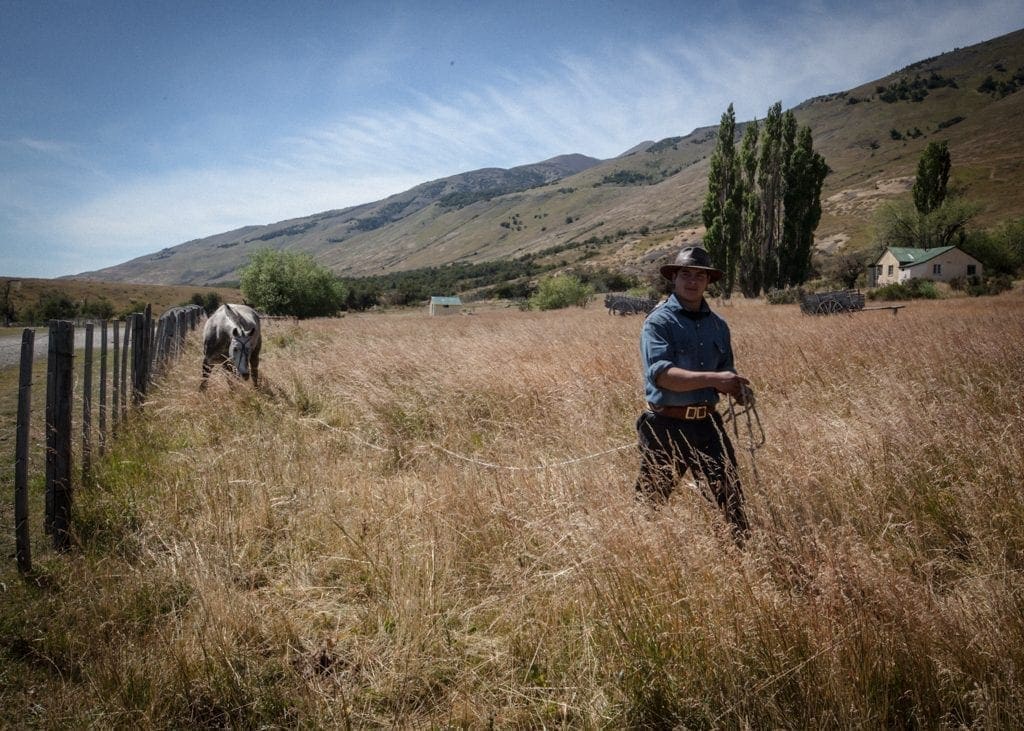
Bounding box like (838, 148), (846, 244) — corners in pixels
(714, 371), (750, 400)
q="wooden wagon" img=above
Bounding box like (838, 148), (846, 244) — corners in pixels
(799, 289), (866, 315)
(604, 293), (659, 316)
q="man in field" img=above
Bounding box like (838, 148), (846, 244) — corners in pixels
(636, 245), (751, 541)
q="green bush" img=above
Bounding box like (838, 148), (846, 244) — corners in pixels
(567, 266), (638, 293)
(962, 219), (1024, 276)
(626, 285), (660, 300)
(37, 293), (79, 321)
(868, 279), (940, 301)
(478, 281), (535, 300)
(765, 287), (802, 305)
(79, 297), (115, 319)
(528, 275), (594, 311)
(240, 249), (346, 318)
(186, 292), (223, 315)
(951, 273), (1014, 297)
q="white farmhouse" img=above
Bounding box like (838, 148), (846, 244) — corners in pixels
(869, 246), (983, 287)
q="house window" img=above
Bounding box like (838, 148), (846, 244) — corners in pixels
(933, 263), (942, 275)
(887, 265), (893, 276)
(967, 264), (976, 276)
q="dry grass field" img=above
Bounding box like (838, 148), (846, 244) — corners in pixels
(2, 289), (1023, 727)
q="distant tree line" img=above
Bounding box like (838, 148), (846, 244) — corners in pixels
(1, 287), (227, 325)
(12, 294), (117, 324)
(235, 244), (643, 316)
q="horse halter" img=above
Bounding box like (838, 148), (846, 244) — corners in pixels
(230, 331), (253, 373)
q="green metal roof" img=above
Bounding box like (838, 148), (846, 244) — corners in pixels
(429, 296), (462, 305)
(880, 246), (957, 266)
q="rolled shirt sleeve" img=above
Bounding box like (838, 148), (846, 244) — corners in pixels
(640, 319), (676, 387)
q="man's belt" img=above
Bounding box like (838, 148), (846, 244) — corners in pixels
(648, 403), (714, 420)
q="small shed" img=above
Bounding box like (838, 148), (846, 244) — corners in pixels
(869, 246), (983, 287)
(429, 295), (463, 316)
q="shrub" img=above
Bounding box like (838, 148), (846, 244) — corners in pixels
(80, 297), (115, 319)
(186, 292), (223, 315)
(240, 249), (346, 318)
(568, 267), (638, 293)
(528, 275), (594, 310)
(868, 278), (940, 301)
(37, 293), (79, 321)
(955, 274), (1014, 297)
(765, 287), (802, 305)
(626, 285), (660, 300)
(479, 281), (534, 300)
(962, 219), (1024, 276)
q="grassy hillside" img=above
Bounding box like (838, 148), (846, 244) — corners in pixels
(2, 289), (1023, 726)
(71, 28), (1024, 287)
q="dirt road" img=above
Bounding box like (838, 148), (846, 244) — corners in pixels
(0, 329), (90, 370)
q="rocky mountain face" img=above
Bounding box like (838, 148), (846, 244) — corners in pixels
(75, 28), (1024, 286)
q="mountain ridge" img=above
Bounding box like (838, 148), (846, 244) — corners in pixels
(73, 28), (1024, 286)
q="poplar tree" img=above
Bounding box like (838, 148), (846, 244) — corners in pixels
(755, 103), (787, 290)
(702, 104), (742, 296)
(706, 101), (828, 295)
(737, 120), (762, 297)
(912, 141), (951, 215)
(779, 126), (829, 287)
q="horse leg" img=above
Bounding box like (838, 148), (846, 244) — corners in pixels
(200, 358), (212, 390)
(250, 352), (260, 388)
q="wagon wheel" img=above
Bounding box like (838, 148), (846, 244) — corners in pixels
(817, 299), (843, 315)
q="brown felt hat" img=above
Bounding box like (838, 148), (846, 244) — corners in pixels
(659, 246), (724, 283)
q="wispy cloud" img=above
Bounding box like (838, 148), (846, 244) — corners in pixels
(52, 166), (426, 262)
(24, 1), (1024, 276)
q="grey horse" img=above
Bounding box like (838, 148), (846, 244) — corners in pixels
(200, 304), (262, 389)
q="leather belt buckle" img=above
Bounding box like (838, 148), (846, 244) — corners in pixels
(685, 405), (707, 419)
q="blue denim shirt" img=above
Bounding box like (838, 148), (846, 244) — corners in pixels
(640, 294), (735, 407)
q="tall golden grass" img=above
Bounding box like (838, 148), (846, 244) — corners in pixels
(3, 290), (1023, 727)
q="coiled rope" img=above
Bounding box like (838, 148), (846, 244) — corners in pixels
(722, 385), (766, 482)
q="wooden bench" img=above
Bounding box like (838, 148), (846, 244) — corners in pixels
(861, 304), (906, 316)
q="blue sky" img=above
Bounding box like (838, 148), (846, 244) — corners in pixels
(2, 1), (1022, 279)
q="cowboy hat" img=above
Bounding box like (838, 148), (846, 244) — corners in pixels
(659, 246), (724, 283)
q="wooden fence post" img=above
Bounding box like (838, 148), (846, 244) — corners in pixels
(144, 304), (153, 392)
(131, 312), (145, 406)
(82, 323), (93, 481)
(120, 316), (130, 419)
(112, 319), (120, 428)
(45, 320), (74, 551)
(45, 323), (55, 533)
(99, 321), (108, 455)
(15, 328), (34, 574)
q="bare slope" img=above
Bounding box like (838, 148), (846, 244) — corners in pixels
(75, 28), (1024, 286)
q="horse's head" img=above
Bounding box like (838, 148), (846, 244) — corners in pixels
(223, 304), (259, 380)
(229, 325), (256, 379)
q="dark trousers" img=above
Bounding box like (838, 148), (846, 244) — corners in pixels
(635, 410), (749, 538)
